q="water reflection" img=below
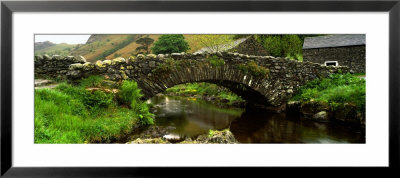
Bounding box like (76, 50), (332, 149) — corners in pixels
(148, 96), (365, 143)
(149, 95), (243, 138)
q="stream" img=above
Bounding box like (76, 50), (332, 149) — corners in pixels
(141, 95), (365, 143)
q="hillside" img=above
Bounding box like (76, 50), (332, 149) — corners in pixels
(34, 42), (77, 56)
(35, 34), (235, 62)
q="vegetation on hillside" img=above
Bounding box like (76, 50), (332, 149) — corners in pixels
(95, 35), (137, 61)
(192, 35), (235, 52)
(34, 76), (153, 143)
(35, 43), (78, 56)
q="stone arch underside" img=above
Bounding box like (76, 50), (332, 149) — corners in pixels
(134, 63), (290, 107)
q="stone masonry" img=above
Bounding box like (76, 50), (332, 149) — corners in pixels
(34, 52), (349, 108)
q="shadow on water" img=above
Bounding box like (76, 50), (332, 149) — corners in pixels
(230, 108), (365, 143)
(144, 95), (365, 143)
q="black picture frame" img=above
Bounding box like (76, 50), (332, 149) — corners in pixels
(1, 0), (399, 177)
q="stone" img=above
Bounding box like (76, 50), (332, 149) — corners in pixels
(69, 63), (83, 70)
(149, 61), (156, 68)
(34, 55), (43, 61)
(52, 55), (63, 60)
(43, 54), (51, 60)
(111, 57), (126, 65)
(137, 54), (145, 60)
(103, 60), (112, 65)
(75, 55), (86, 63)
(163, 134), (184, 143)
(66, 70), (82, 79)
(146, 54), (157, 59)
(313, 111), (329, 122)
(83, 62), (94, 71)
(157, 54), (165, 59)
(95, 60), (105, 68)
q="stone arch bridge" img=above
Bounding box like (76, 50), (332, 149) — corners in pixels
(34, 52), (348, 109)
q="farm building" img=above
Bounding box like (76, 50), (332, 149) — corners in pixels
(302, 34), (366, 73)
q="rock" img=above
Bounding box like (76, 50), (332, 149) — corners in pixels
(313, 111), (329, 122)
(66, 70), (82, 79)
(69, 63), (83, 70)
(83, 62), (94, 71)
(207, 130), (238, 144)
(149, 61), (156, 68)
(163, 134), (184, 143)
(75, 55), (86, 63)
(43, 54), (51, 60)
(111, 57), (126, 65)
(137, 54), (145, 60)
(52, 55), (63, 60)
(95, 60), (105, 68)
(128, 138), (168, 144)
(146, 54), (157, 59)
(103, 60), (112, 65)
(157, 54), (165, 59)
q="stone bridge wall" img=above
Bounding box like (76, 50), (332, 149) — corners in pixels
(34, 52), (349, 107)
(34, 54), (87, 78)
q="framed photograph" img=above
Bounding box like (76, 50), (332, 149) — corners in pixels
(1, 0), (399, 177)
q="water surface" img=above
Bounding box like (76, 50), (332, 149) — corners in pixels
(147, 95), (365, 143)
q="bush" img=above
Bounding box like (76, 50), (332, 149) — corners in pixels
(207, 55), (225, 67)
(151, 35), (190, 54)
(79, 75), (104, 88)
(263, 35), (283, 57)
(119, 80), (154, 126)
(119, 80), (143, 106)
(83, 90), (114, 109)
(238, 61), (269, 78)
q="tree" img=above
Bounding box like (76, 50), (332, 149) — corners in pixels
(192, 35), (235, 53)
(257, 34), (304, 60)
(135, 36), (154, 54)
(151, 35), (190, 54)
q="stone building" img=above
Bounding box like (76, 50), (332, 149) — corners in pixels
(302, 34), (365, 73)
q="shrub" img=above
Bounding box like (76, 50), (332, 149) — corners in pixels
(207, 55), (225, 67)
(118, 80), (154, 126)
(151, 35), (190, 54)
(263, 35), (283, 57)
(79, 75), (104, 88)
(238, 61), (269, 78)
(83, 90), (114, 109)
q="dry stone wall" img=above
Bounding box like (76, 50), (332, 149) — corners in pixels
(34, 52), (349, 107)
(34, 54), (87, 78)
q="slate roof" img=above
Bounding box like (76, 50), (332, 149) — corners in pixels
(303, 34), (366, 49)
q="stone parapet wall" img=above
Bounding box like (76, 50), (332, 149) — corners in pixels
(34, 54), (87, 78)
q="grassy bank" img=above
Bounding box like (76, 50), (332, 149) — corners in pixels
(290, 73), (366, 114)
(164, 82), (244, 107)
(34, 76), (154, 143)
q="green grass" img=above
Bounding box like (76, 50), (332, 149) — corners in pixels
(35, 80), (154, 144)
(291, 73), (366, 113)
(164, 82), (244, 106)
